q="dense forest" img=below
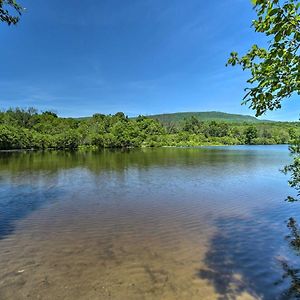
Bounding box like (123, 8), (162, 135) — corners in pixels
(0, 108), (299, 150)
(146, 111), (264, 124)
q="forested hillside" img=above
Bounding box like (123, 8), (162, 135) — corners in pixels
(0, 108), (299, 150)
(145, 111), (268, 125)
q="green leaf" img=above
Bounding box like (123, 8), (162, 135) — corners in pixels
(269, 8), (279, 16)
(275, 33), (281, 42)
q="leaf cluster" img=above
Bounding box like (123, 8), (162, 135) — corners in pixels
(227, 0), (300, 116)
(0, 0), (23, 25)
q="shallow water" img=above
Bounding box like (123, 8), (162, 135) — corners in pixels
(0, 145), (299, 299)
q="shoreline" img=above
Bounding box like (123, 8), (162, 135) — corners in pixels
(0, 144), (289, 153)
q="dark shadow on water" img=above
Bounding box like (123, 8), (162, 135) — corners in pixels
(0, 186), (64, 240)
(197, 207), (300, 300)
(275, 259), (300, 299)
(274, 218), (300, 299)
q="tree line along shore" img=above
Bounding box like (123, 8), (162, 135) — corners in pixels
(0, 108), (299, 150)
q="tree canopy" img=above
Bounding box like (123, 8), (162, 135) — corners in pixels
(228, 0), (300, 200)
(0, 0), (23, 25)
(0, 107), (298, 150)
(228, 2), (300, 293)
(227, 0), (300, 116)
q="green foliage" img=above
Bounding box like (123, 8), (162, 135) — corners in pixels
(244, 126), (258, 144)
(228, 0), (300, 198)
(0, 0), (24, 25)
(205, 121), (230, 137)
(229, 2), (300, 294)
(227, 0), (300, 116)
(283, 136), (300, 201)
(147, 111), (264, 125)
(0, 108), (299, 150)
(275, 217), (300, 297)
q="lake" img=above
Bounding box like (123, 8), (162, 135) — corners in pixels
(0, 145), (299, 300)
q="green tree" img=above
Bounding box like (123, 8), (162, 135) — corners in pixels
(244, 126), (258, 144)
(182, 116), (200, 133)
(206, 121), (229, 137)
(227, 0), (300, 116)
(0, 107), (298, 149)
(227, 0), (300, 197)
(228, 1), (300, 295)
(0, 0), (24, 25)
(284, 141), (300, 200)
(6, 107), (37, 128)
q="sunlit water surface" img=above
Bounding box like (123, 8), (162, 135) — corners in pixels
(0, 145), (299, 300)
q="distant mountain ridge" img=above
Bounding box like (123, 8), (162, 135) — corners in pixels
(145, 111), (271, 124)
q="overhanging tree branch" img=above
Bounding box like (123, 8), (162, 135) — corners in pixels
(0, 0), (24, 25)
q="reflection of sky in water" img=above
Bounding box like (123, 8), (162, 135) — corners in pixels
(0, 145), (299, 299)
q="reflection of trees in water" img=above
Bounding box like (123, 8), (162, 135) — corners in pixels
(0, 147), (288, 179)
(196, 143), (300, 299)
(287, 218), (300, 253)
(279, 139), (300, 298)
(282, 142), (300, 203)
(1, 148), (298, 298)
(197, 208), (300, 300)
(276, 259), (300, 299)
(275, 218), (300, 299)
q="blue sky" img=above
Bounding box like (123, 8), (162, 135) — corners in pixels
(0, 0), (299, 120)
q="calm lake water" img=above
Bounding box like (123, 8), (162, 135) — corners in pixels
(0, 145), (299, 300)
